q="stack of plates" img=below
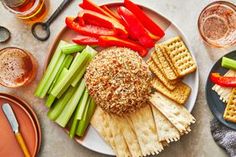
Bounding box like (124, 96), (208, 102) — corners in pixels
(0, 93), (41, 157)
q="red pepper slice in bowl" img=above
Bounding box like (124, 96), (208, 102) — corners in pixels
(211, 73), (236, 87)
(99, 36), (148, 57)
(72, 35), (99, 45)
(65, 17), (117, 37)
(101, 5), (122, 21)
(124, 0), (165, 38)
(117, 6), (154, 48)
(79, 0), (112, 18)
(78, 10), (128, 37)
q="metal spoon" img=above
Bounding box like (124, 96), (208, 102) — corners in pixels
(31, 0), (73, 41)
(0, 26), (11, 43)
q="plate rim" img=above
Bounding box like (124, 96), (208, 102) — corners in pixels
(45, 2), (199, 156)
(205, 50), (236, 130)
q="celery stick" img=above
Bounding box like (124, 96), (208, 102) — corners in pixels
(47, 86), (76, 121)
(35, 41), (67, 97)
(76, 89), (89, 120)
(76, 98), (96, 137)
(61, 44), (85, 54)
(71, 60), (88, 87)
(222, 57), (236, 70)
(71, 47), (97, 87)
(45, 94), (56, 108)
(46, 68), (69, 108)
(56, 79), (86, 127)
(48, 55), (73, 93)
(69, 91), (90, 138)
(51, 47), (91, 97)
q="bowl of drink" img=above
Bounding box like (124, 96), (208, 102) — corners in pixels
(0, 47), (37, 88)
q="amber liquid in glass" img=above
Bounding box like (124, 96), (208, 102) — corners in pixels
(3, 0), (48, 23)
(0, 47), (37, 88)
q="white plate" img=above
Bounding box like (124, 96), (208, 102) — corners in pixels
(48, 3), (199, 156)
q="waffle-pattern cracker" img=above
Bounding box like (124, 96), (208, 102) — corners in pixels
(223, 88), (236, 123)
(149, 92), (196, 134)
(154, 45), (179, 80)
(162, 36), (197, 77)
(128, 104), (164, 156)
(212, 70), (236, 103)
(151, 105), (180, 143)
(147, 59), (177, 90)
(152, 78), (191, 105)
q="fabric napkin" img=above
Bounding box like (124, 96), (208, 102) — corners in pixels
(210, 118), (236, 157)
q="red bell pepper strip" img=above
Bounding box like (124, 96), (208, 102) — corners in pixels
(210, 73), (236, 87)
(147, 31), (160, 40)
(124, 0), (165, 38)
(79, 0), (112, 18)
(99, 36), (148, 57)
(101, 5), (122, 21)
(78, 10), (128, 37)
(72, 35), (99, 45)
(117, 6), (154, 48)
(65, 17), (116, 37)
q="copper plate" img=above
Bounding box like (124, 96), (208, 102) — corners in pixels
(0, 93), (41, 157)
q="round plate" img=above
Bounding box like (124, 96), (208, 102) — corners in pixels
(0, 93), (42, 154)
(0, 93), (39, 157)
(47, 3), (199, 156)
(206, 50), (236, 130)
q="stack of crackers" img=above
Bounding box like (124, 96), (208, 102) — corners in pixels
(91, 92), (196, 157)
(212, 70), (236, 123)
(147, 36), (197, 105)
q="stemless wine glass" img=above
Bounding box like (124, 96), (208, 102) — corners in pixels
(1, 0), (48, 23)
(198, 1), (236, 48)
(0, 47), (38, 88)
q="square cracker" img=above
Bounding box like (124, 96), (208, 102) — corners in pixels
(149, 92), (196, 134)
(151, 105), (180, 143)
(224, 88), (236, 123)
(151, 78), (191, 105)
(91, 107), (117, 153)
(162, 36), (197, 77)
(151, 51), (165, 76)
(112, 115), (143, 157)
(212, 70), (236, 103)
(154, 45), (179, 80)
(128, 104), (163, 156)
(147, 59), (177, 90)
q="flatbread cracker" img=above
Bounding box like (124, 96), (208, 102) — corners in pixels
(152, 78), (191, 105)
(151, 105), (180, 143)
(162, 36), (197, 77)
(109, 115), (131, 157)
(128, 104), (163, 156)
(149, 92), (196, 134)
(224, 88), (236, 123)
(91, 107), (117, 153)
(154, 45), (178, 80)
(113, 116), (142, 157)
(212, 70), (236, 103)
(147, 59), (177, 90)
